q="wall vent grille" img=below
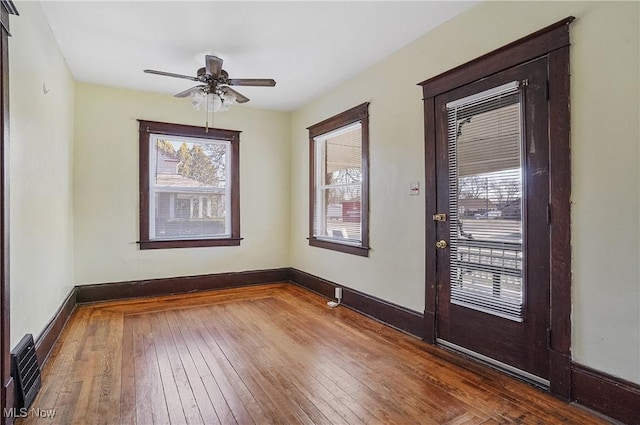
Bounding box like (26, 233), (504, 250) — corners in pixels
(11, 334), (41, 409)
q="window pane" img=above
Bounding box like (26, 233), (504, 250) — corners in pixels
(307, 103), (369, 256)
(447, 82), (524, 321)
(151, 137), (229, 240)
(314, 186), (362, 242)
(325, 130), (361, 185)
(313, 123), (362, 244)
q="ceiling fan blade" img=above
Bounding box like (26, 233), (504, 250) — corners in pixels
(221, 86), (250, 104)
(205, 55), (224, 77)
(174, 86), (206, 98)
(144, 69), (199, 82)
(227, 78), (276, 87)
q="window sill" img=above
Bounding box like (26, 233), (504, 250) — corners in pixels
(138, 238), (242, 250)
(308, 238), (369, 257)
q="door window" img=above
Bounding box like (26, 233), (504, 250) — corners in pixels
(447, 81), (524, 321)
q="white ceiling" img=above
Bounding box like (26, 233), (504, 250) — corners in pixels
(40, 1), (478, 111)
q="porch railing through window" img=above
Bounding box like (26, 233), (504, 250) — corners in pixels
(451, 239), (523, 321)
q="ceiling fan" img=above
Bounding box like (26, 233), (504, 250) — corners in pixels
(144, 55), (276, 107)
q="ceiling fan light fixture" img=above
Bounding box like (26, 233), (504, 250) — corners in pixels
(191, 90), (207, 110)
(190, 89), (236, 113)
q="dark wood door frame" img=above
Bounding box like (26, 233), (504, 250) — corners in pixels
(419, 17), (574, 399)
(1, 1), (17, 423)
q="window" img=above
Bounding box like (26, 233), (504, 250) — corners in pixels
(138, 120), (240, 249)
(307, 103), (369, 256)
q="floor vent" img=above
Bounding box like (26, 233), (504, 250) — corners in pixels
(11, 334), (41, 409)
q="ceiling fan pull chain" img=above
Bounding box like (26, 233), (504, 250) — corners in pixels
(205, 93), (210, 132)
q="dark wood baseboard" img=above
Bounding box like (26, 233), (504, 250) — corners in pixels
(34, 289), (76, 367)
(549, 349), (572, 400)
(572, 363), (640, 425)
(289, 268), (424, 338)
(75, 268), (291, 304)
(423, 310), (436, 343)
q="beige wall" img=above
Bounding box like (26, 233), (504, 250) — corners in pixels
(8, 2), (75, 347)
(290, 1), (640, 384)
(73, 83), (291, 285)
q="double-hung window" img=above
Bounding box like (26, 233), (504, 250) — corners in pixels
(308, 103), (369, 256)
(138, 120), (240, 249)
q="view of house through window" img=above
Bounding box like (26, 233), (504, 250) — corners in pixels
(151, 136), (229, 239)
(138, 120), (240, 249)
(308, 103), (369, 256)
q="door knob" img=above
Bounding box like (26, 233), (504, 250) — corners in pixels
(436, 240), (448, 249)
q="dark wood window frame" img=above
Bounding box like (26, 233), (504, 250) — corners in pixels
(307, 103), (370, 257)
(419, 17), (573, 399)
(138, 120), (241, 250)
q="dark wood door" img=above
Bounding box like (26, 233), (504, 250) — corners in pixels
(434, 57), (550, 382)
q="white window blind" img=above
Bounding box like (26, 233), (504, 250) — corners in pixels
(446, 81), (525, 321)
(313, 122), (363, 245)
(149, 134), (230, 240)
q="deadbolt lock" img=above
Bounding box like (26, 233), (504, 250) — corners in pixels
(432, 213), (447, 222)
(435, 240), (448, 249)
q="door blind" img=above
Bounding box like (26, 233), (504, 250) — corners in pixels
(446, 81), (525, 322)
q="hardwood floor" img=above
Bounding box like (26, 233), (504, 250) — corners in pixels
(18, 283), (610, 425)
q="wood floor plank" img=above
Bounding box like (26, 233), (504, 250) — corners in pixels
(119, 309), (136, 425)
(93, 310), (124, 425)
(154, 312), (205, 425)
(25, 307), (92, 420)
(236, 297), (442, 425)
(173, 308), (237, 425)
(177, 307), (259, 425)
(215, 306), (336, 425)
(147, 312), (189, 425)
(130, 314), (154, 425)
(70, 309), (111, 425)
(17, 283), (613, 425)
(164, 310), (221, 425)
(205, 306), (317, 425)
(224, 301), (372, 425)
(138, 314), (171, 424)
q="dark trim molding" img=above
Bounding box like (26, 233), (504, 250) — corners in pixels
(0, 2), (15, 423)
(307, 102), (369, 138)
(137, 120), (241, 250)
(548, 44), (573, 399)
(289, 268), (424, 338)
(418, 17), (574, 98)
(422, 96), (437, 344)
(138, 238), (242, 250)
(307, 239), (369, 257)
(419, 17), (574, 399)
(34, 290), (76, 366)
(75, 268), (290, 304)
(138, 120), (241, 140)
(307, 102), (370, 257)
(572, 363), (640, 425)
